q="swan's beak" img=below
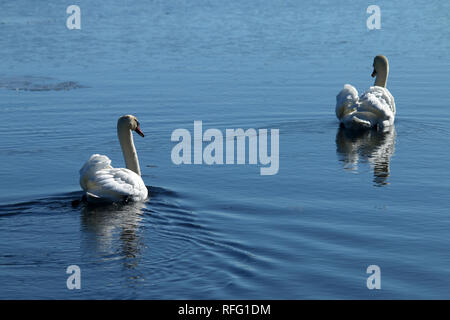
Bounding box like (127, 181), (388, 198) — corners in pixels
(371, 69), (377, 77)
(135, 126), (144, 137)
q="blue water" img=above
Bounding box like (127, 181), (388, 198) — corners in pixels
(0, 0), (449, 299)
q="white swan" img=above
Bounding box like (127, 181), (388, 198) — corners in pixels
(79, 115), (148, 203)
(336, 55), (396, 130)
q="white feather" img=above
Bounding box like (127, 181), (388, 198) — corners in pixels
(80, 154), (148, 203)
(336, 85), (396, 130)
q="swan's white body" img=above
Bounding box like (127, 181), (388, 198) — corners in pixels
(80, 154), (148, 202)
(336, 55), (396, 130)
(336, 84), (396, 130)
(79, 115), (148, 203)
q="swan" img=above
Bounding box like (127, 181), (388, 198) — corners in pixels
(79, 115), (148, 203)
(336, 55), (396, 130)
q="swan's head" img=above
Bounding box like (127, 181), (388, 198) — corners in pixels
(371, 55), (389, 78)
(118, 115), (144, 137)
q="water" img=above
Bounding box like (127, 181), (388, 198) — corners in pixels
(0, 0), (449, 299)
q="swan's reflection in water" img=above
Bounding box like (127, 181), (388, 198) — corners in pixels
(336, 126), (396, 186)
(81, 201), (147, 270)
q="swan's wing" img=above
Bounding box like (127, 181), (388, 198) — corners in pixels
(359, 86), (396, 125)
(80, 155), (148, 202)
(85, 168), (148, 202)
(80, 154), (112, 191)
(336, 84), (359, 120)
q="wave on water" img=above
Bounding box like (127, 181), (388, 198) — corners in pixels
(0, 185), (258, 298)
(0, 186), (177, 217)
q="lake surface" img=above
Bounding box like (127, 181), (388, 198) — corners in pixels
(0, 0), (449, 299)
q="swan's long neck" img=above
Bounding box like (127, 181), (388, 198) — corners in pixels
(117, 123), (141, 176)
(374, 66), (389, 88)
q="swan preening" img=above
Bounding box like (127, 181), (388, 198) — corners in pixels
(79, 115), (148, 203)
(336, 55), (396, 130)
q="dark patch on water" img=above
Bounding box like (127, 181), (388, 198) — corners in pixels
(0, 76), (87, 92)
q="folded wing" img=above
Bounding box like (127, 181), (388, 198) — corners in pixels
(358, 86), (396, 127)
(80, 154), (148, 202)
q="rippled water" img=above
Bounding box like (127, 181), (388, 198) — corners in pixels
(0, 0), (449, 299)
